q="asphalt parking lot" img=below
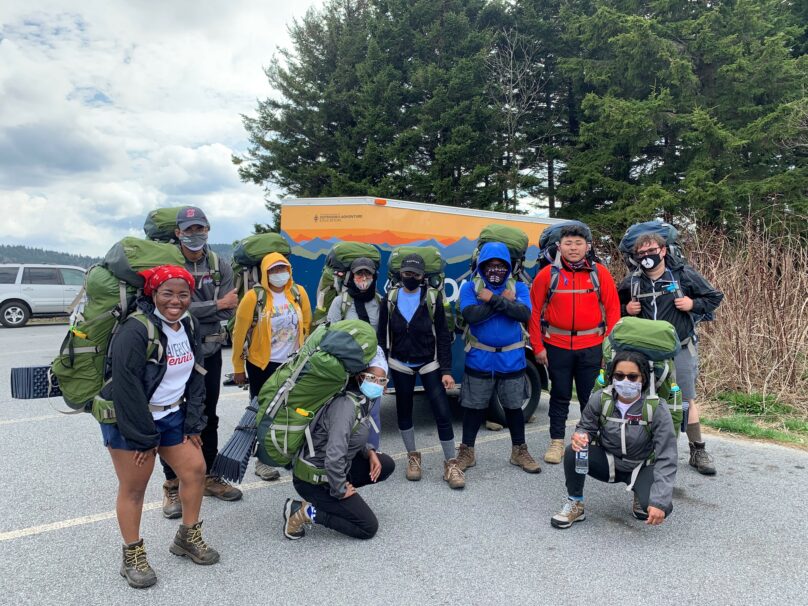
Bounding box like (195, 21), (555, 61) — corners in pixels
(1, 324), (806, 605)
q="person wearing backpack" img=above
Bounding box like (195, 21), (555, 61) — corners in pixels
(551, 350), (677, 529)
(327, 256), (383, 449)
(102, 265), (220, 588)
(376, 254), (463, 489)
(231, 252), (312, 480)
(456, 242), (541, 478)
(528, 223), (621, 464)
(619, 232), (724, 475)
(282, 349), (395, 540)
(160, 206), (241, 518)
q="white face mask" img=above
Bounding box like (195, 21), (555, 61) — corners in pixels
(269, 272), (290, 288)
(613, 379), (643, 401)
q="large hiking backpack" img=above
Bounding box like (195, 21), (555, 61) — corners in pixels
(469, 224), (530, 282)
(618, 221), (685, 271)
(255, 320), (378, 467)
(536, 220), (606, 339)
(49, 237), (185, 420)
(231, 233), (292, 296)
(312, 242), (381, 327)
(599, 316), (683, 430)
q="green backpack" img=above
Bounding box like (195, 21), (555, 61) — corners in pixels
(312, 242), (381, 326)
(469, 224), (530, 281)
(231, 233), (292, 296)
(49, 238), (186, 422)
(144, 206), (185, 243)
(255, 320), (378, 468)
(599, 316), (683, 429)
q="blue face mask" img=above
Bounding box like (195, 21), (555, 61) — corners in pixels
(360, 379), (384, 400)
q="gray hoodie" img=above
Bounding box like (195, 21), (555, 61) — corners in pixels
(304, 392), (374, 498)
(182, 247), (235, 358)
(577, 389), (678, 511)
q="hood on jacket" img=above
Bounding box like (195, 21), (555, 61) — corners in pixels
(260, 252), (294, 293)
(476, 242), (512, 289)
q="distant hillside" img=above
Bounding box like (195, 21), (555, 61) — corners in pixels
(0, 243), (233, 268)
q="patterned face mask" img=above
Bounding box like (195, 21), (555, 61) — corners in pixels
(484, 264), (509, 285)
(354, 276), (373, 291)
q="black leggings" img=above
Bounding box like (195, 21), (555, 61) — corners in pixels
(563, 444), (672, 517)
(390, 367), (454, 442)
(293, 452), (395, 539)
(246, 360), (282, 399)
(462, 407), (525, 447)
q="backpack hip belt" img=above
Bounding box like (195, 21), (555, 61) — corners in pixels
(204, 332), (229, 344)
(92, 396), (184, 422)
(464, 337), (526, 353)
(388, 358), (440, 376)
(603, 450), (651, 492)
(542, 323), (604, 338)
(293, 455), (329, 485)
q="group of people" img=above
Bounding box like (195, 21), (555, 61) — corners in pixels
(99, 207), (723, 589)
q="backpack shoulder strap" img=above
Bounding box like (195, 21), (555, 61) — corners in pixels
(642, 396), (659, 438)
(425, 287), (439, 323)
(340, 290), (353, 320)
(599, 388), (615, 428)
(130, 311), (163, 362)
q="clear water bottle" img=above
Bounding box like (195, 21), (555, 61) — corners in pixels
(574, 430), (589, 474)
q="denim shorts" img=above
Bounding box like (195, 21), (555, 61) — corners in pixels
(101, 409), (185, 450)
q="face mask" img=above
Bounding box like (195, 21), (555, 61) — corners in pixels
(269, 272), (290, 288)
(354, 276), (373, 291)
(566, 258), (588, 271)
(484, 266), (508, 285)
(179, 233), (208, 251)
(154, 307), (189, 323)
(613, 379), (643, 401)
(360, 379), (384, 400)
(637, 253), (662, 271)
(401, 276), (421, 291)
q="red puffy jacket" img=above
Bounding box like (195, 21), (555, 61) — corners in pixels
(528, 262), (620, 352)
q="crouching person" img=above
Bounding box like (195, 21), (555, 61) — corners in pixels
(283, 349), (395, 540)
(102, 265), (219, 589)
(551, 350), (677, 529)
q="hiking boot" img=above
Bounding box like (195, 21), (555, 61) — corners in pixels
(551, 499), (586, 529)
(204, 475), (243, 501)
(283, 498), (313, 540)
(485, 420), (504, 431)
(455, 443), (476, 471)
(544, 439), (565, 464)
(405, 451), (422, 481)
(632, 493), (649, 521)
(169, 520), (220, 565)
(689, 442), (717, 475)
(255, 461), (281, 482)
(443, 458), (465, 489)
(162, 479), (182, 519)
(510, 444), (541, 474)
(120, 539), (157, 589)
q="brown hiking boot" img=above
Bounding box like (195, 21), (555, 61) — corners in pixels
(255, 461), (281, 482)
(204, 475), (243, 501)
(169, 521), (220, 565)
(510, 444), (541, 474)
(120, 539), (156, 589)
(455, 443), (476, 471)
(283, 498), (313, 540)
(443, 458), (465, 489)
(551, 499), (586, 529)
(689, 441), (717, 475)
(544, 439), (565, 464)
(405, 451), (422, 481)
(162, 479), (182, 519)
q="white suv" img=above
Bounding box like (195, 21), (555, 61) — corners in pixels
(0, 264), (85, 328)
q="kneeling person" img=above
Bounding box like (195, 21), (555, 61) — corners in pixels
(283, 351), (394, 540)
(551, 350), (677, 529)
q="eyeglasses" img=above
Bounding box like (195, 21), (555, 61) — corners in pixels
(635, 247), (661, 258)
(360, 373), (388, 386)
(155, 290), (191, 303)
(613, 372), (641, 382)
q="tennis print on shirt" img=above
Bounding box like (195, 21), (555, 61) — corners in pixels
(166, 338), (194, 367)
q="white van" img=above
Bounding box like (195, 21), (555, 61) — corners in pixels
(0, 264), (85, 328)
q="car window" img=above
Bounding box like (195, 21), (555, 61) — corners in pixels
(0, 267), (19, 284)
(60, 269), (85, 286)
(22, 267), (62, 285)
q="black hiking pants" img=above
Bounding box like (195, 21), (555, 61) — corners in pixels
(246, 360), (282, 399)
(163, 349), (222, 480)
(293, 452), (395, 539)
(546, 343), (601, 439)
(563, 444), (672, 517)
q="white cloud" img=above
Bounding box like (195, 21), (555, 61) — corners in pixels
(0, 0), (322, 256)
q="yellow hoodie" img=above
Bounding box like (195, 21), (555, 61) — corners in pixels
(231, 252), (311, 372)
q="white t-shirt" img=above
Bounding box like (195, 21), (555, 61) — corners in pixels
(269, 290), (299, 363)
(150, 323), (194, 420)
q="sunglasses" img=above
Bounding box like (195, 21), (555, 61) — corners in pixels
(613, 372), (642, 382)
(360, 373), (388, 386)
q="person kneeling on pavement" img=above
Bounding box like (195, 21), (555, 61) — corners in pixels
(102, 265), (220, 589)
(283, 350), (395, 540)
(551, 350), (677, 529)
(456, 242), (541, 479)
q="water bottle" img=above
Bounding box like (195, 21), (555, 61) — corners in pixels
(574, 430), (589, 474)
(596, 368), (606, 389)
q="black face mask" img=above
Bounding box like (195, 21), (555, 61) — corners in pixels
(637, 253), (662, 271)
(401, 276), (422, 291)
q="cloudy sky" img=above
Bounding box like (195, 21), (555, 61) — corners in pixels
(0, 0), (322, 256)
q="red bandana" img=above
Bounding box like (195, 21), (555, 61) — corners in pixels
(138, 265), (195, 296)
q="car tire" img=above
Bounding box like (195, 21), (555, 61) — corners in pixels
(0, 300), (31, 328)
(487, 359), (545, 427)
